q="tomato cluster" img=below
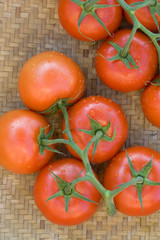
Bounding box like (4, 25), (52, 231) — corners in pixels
(1, 0), (160, 227)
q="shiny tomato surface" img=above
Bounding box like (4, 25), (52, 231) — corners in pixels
(95, 29), (158, 92)
(62, 96), (128, 163)
(18, 51), (85, 112)
(141, 75), (160, 127)
(0, 109), (54, 174)
(58, 0), (122, 41)
(103, 146), (160, 216)
(34, 158), (101, 225)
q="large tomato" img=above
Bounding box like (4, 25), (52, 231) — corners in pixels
(62, 96), (128, 163)
(124, 0), (160, 32)
(58, 0), (122, 41)
(103, 146), (160, 216)
(18, 51), (85, 112)
(95, 29), (158, 92)
(34, 158), (101, 225)
(0, 109), (54, 174)
(141, 75), (160, 127)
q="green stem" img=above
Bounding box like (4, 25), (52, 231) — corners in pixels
(120, 24), (138, 57)
(54, 103), (147, 216)
(58, 101), (84, 159)
(116, 0), (160, 71)
(82, 130), (103, 172)
(105, 176), (144, 216)
(131, 0), (156, 11)
(84, 0), (99, 12)
(109, 176), (144, 198)
(41, 138), (70, 146)
(71, 176), (90, 185)
(58, 100), (74, 142)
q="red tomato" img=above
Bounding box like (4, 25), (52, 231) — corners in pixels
(34, 158), (101, 225)
(62, 96), (128, 163)
(103, 146), (160, 216)
(18, 51), (85, 112)
(124, 0), (160, 32)
(95, 29), (158, 92)
(141, 75), (160, 127)
(0, 109), (54, 174)
(58, 0), (122, 41)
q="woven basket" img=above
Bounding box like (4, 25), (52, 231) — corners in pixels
(1, 1), (160, 239)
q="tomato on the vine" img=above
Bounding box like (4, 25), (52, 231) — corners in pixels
(62, 96), (128, 163)
(124, 0), (160, 32)
(18, 51), (85, 112)
(0, 109), (54, 174)
(34, 158), (101, 225)
(103, 146), (160, 216)
(95, 29), (158, 92)
(141, 75), (160, 127)
(58, 0), (122, 41)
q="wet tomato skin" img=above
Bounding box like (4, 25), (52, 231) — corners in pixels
(103, 146), (160, 216)
(141, 75), (160, 127)
(34, 158), (101, 226)
(18, 51), (85, 112)
(95, 29), (158, 92)
(62, 95), (128, 163)
(58, 0), (122, 41)
(0, 109), (54, 174)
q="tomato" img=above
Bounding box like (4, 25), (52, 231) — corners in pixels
(34, 158), (101, 225)
(58, 0), (122, 41)
(95, 29), (158, 92)
(141, 75), (160, 127)
(18, 51), (85, 112)
(62, 96), (128, 163)
(0, 109), (54, 174)
(103, 146), (160, 216)
(124, 0), (160, 32)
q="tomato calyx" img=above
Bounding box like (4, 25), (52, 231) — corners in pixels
(39, 98), (73, 115)
(117, 151), (160, 211)
(46, 169), (98, 212)
(130, 0), (160, 32)
(147, 0), (160, 32)
(70, 0), (120, 41)
(104, 150), (160, 216)
(77, 115), (116, 160)
(116, 0), (160, 72)
(98, 39), (139, 70)
(37, 124), (66, 156)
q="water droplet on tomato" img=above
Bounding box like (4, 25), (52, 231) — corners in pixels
(123, 72), (128, 77)
(89, 109), (95, 117)
(78, 120), (82, 126)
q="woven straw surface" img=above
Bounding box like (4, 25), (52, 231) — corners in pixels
(1, 0), (160, 239)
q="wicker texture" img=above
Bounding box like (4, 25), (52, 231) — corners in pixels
(0, 0), (160, 239)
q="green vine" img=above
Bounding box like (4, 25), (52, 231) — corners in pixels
(112, 0), (160, 70)
(37, 0), (160, 216)
(71, 0), (160, 70)
(38, 102), (160, 216)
